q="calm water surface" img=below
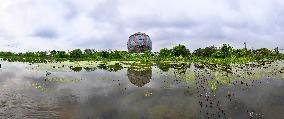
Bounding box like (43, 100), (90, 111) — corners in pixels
(0, 61), (283, 119)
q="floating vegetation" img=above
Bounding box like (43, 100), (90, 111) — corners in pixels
(144, 90), (153, 97)
(44, 77), (81, 83)
(31, 83), (47, 92)
(30, 76), (82, 92)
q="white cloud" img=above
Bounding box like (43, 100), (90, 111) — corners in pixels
(0, 0), (283, 52)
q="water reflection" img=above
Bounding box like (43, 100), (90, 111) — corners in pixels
(97, 62), (123, 72)
(70, 66), (82, 72)
(0, 60), (283, 118)
(156, 62), (170, 72)
(127, 65), (152, 87)
(84, 67), (96, 72)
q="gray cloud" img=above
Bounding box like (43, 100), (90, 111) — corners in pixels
(33, 28), (58, 39)
(0, 0), (283, 52)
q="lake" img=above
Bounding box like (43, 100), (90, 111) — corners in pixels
(0, 60), (283, 119)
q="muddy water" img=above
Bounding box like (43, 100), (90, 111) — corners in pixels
(0, 61), (283, 119)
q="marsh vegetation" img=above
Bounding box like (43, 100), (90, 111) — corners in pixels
(0, 44), (283, 64)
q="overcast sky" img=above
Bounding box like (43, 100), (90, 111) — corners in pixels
(0, 0), (284, 52)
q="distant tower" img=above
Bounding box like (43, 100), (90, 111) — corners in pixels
(275, 47), (279, 54)
(244, 42), (247, 50)
(127, 32), (152, 53)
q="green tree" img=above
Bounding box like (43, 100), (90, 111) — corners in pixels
(96, 51), (109, 58)
(55, 51), (68, 58)
(50, 50), (57, 56)
(172, 44), (188, 57)
(193, 48), (203, 57)
(233, 49), (247, 58)
(141, 50), (153, 62)
(220, 44), (233, 58)
(158, 48), (172, 58)
(193, 46), (217, 57)
(256, 48), (271, 56)
(213, 44), (233, 58)
(84, 49), (95, 54)
(212, 51), (224, 58)
(0, 52), (14, 56)
(143, 50), (153, 58)
(109, 51), (124, 59)
(70, 49), (83, 58)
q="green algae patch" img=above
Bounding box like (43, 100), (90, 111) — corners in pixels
(31, 83), (47, 92)
(144, 90), (153, 97)
(27, 61), (102, 72)
(45, 77), (81, 83)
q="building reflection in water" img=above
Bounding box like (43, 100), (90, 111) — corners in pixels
(127, 66), (152, 87)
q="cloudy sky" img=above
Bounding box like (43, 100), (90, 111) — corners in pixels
(0, 0), (284, 52)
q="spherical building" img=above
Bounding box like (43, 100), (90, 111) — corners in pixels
(127, 32), (152, 53)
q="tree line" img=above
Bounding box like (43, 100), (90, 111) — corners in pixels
(0, 44), (283, 63)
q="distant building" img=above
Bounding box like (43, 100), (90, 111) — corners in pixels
(127, 32), (152, 53)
